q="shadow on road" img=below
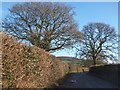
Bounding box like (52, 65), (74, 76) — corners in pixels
(53, 72), (119, 89)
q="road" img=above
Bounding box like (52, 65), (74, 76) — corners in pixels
(57, 72), (118, 88)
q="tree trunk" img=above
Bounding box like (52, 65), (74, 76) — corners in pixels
(93, 57), (96, 65)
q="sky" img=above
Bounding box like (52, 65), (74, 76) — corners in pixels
(1, 1), (118, 58)
(54, 2), (118, 57)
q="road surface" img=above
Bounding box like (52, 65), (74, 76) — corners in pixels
(57, 72), (118, 88)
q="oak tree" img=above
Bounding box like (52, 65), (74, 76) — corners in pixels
(2, 2), (81, 52)
(75, 23), (117, 65)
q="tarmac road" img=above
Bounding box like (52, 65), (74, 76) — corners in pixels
(57, 72), (118, 88)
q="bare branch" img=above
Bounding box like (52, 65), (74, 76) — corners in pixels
(2, 2), (82, 52)
(75, 22), (117, 65)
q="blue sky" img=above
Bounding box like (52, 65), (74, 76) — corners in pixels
(54, 2), (118, 57)
(2, 2), (118, 57)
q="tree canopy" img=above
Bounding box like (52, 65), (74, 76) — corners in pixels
(2, 2), (81, 52)
(75, 22), (117, 65)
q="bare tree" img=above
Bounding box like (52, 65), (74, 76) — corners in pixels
(75, 23), (117, 65)
(2, 2), (81, 52)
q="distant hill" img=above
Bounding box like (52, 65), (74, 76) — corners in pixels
(57, 56), (80, 61)
(57, 56), (108, 67)
(57, 56), (82, 65)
